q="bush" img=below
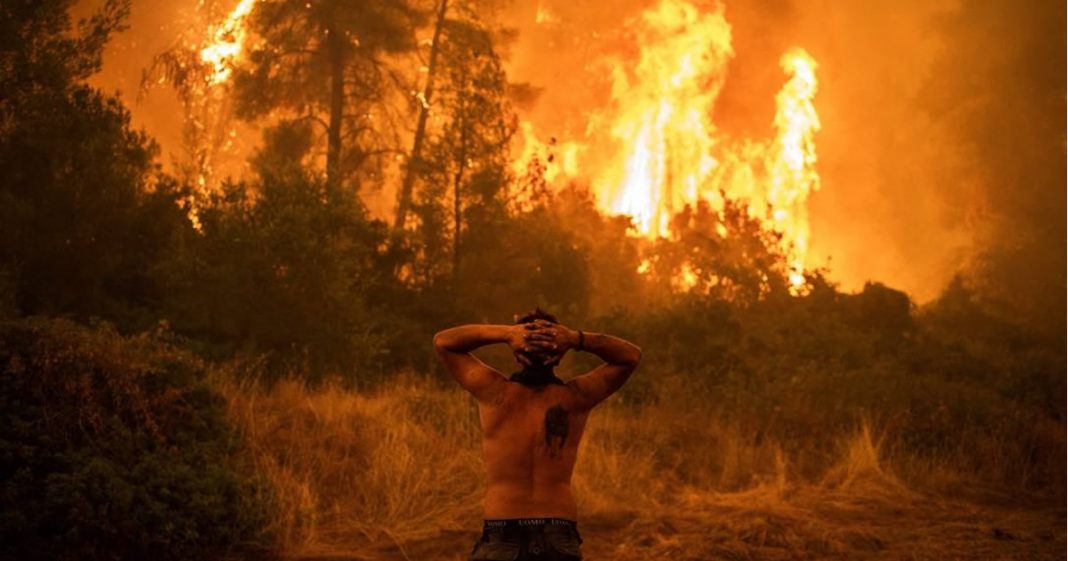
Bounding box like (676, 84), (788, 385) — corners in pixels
(161, 174), (390, 383)
(0, 318), (271, 561)
(582, 279), (1065, 490)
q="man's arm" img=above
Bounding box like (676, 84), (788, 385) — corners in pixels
(432, 324), (546, 402)
(534, 321), (641, 409)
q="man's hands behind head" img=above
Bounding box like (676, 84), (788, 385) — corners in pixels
(508, 322), (560, 366)
(520, 320), (579, 366)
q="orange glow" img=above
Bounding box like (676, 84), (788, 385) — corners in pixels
(200, 0), (258, 84)
(596, 0), (731, 238)
(512, 121), (584, 185)
(515, 0), (822, 290)
(766, 49), (821, 288)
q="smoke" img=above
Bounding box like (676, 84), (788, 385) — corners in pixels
(75, 0), (194, 163)
(75, 0), (259, 181)
(81, 0), (1065, 311)
(786, 0), (972, 302)
(919, 0), (1066, 331)
(501, 0), (1065, 306)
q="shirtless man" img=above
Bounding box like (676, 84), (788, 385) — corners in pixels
(433, 308), (642, 561)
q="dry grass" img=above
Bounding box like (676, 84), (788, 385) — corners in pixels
(218, 374), (1065, 560)
(222, 375), (485, 554)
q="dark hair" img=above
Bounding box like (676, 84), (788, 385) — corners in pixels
(515, 307), (558, 325)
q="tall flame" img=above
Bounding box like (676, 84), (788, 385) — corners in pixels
(517, 0), (822, 289)
(200, 0), (258, 84)
(596, 0), (732, 238)
(197, 0), (822, 290)
(768, 49), (821, 286)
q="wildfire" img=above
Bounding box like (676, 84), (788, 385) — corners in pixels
(767, 49), (821, 287)
(194, 0), (822, 290)
(200, 0), (258, 84)
(513, 121), (583, 185)
(517, 0), (822, 289)
(597, 0), (732, 238)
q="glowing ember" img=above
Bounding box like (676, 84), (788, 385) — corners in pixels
(200, 0), (258, 84)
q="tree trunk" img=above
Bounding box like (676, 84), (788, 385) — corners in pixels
(452, 71), (468, 282)
(326, 24), (345, 189)
(394, 0), (449, 232)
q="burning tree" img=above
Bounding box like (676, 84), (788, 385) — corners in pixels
(513, 0), (822, 292)
(232, 0), (423, 190)
(141, 0), (261, 199)
(646, 198), (796, 304)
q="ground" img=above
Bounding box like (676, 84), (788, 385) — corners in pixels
(291, 483), (1065, 561)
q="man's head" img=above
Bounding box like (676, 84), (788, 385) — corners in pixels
(515, 307), (558, 326)
(514, 307), (561, 367)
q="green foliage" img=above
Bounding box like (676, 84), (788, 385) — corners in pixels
(544, 185), (643, 317)
(0, 0), (191, 331)
(456, 199), (592, 321)
(161, 168), (391, 382)
(0, 5), (1062, 560)
(424, 12), (518, 194)
(0, 0), (127, 90)
(917, 276), (1066, 420)
(0, 317), (271, 561)
(235, 0), (419, 119)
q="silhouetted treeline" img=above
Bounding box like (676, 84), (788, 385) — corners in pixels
(0, 1), (1063, 559)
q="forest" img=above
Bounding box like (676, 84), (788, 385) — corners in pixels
(0, 0), (1064, 559)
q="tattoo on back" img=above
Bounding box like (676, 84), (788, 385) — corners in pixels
(544, 405), (569, 457)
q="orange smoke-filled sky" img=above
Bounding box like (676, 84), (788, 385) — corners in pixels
(79, 0), (1061, 303)
(500, 0), (967, 301)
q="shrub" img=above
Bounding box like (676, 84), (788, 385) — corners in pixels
(0, 318), (271, 561)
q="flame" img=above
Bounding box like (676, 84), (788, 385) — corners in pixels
(200, 0), (258, 84)
(516, 0), (822, 290)
(196, 0), (821, 292)
(596, 0), (732, 238)
(512, 121), (583, 184)
(768, 48), (821, 287)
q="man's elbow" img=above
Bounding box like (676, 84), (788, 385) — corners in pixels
(433, 330), (461, 355)
(626, 345), (642, 367)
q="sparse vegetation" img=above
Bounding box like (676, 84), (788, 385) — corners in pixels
(221, 368), (1063, 559)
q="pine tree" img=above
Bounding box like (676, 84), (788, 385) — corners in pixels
(233, 0), (422, 189)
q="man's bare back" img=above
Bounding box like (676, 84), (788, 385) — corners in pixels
(433, 309), (641, 560)
(479, 382), (591, 519)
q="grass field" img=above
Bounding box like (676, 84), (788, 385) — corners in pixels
(220, 375), (1065, 560)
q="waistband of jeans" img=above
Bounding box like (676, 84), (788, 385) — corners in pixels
(483, 518), (577, 530)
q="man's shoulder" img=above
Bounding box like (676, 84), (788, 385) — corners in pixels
(560, 379), (601, 410)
